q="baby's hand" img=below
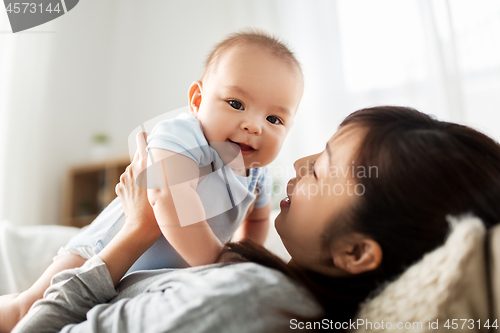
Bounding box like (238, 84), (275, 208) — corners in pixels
(115, 132), (160, 238)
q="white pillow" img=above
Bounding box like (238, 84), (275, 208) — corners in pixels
(0, 221), (80, 294)
(351, 216), (491, 333)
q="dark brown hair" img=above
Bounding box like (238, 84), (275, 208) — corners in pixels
(222, 106), (500, 330)
(202, 28), (302, 80)
(340, 106), (500, 279)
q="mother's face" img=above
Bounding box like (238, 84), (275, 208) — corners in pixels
(275, 126), (378, 276)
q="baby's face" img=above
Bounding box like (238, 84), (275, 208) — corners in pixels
(190, 44), (303, 169)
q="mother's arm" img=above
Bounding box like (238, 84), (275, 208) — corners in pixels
(12, 133), (161, 333)
(99, 132), (161, 285)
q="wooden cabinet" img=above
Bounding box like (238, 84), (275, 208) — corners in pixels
(62, 157), (130, 228)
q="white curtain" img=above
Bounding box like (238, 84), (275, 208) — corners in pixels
(334, 0), (500, 133)
(0, 9), (14, 220)
(0, 6), (57, 224)
(0, 0), (499, 225)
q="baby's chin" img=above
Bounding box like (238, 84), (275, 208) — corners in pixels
(242, 159), (266, 170)
(242, 155), (273, 170)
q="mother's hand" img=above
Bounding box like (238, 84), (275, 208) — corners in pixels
(115, 132), (160, 237)
(99, 132), (161, 286)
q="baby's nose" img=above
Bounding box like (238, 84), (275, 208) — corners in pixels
(241, 118), (262, 135)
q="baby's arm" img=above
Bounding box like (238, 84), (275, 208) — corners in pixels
(232, 202), (270, 245)
(147, 148), (222, 266)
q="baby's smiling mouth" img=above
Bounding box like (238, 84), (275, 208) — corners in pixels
(227, 139), (256, 152)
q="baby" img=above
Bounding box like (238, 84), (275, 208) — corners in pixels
(0, 29), (303, 332)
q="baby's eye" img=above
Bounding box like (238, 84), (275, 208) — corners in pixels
(266, 115), (282, 125)
(228, 100), (244, 110)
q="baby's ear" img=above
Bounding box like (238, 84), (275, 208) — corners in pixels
(188, 81), (203, 116)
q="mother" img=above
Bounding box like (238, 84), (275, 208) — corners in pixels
(12, 106), (500, 332)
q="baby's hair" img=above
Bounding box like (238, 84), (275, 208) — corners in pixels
(203, 28), (302, 80)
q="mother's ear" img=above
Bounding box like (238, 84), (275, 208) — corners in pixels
(188, 81), (203, 116)
(332, 235), (382, 275)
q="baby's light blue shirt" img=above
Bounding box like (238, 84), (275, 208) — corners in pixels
(65, 113), (272, 273)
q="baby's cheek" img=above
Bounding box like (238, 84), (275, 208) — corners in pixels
(272, 137), (286, 154)
(262, 143), (280, 162)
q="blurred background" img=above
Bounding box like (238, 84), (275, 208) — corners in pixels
(0, 0), (499, 226)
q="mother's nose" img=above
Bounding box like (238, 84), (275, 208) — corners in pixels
(293, 155), (313, 179)
(286, 177), (297, 198)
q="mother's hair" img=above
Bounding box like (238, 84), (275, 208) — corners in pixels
(224, 106), (500, 324)
(340, 106), (500, 280)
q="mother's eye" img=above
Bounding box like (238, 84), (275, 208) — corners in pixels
(266, 115), (283, 125)
(228, 100), (244, 110)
